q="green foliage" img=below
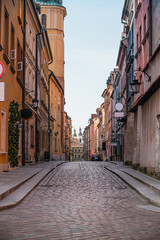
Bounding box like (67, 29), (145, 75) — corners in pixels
(8, 101), (21, 167)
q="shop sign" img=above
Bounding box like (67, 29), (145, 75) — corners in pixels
(20, 108), (33, 119)
(0, 61), (5, 79)
(111, 142), (118, 147)
(0, 82), (5, 101)
(115, 112), (124, 118)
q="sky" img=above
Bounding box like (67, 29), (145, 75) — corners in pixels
(64, 0), (124, 133)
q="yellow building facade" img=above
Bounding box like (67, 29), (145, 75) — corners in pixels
(35, 0), (67, 160)
(0, 0), (23, 171)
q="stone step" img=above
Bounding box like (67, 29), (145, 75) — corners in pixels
(0, 168), (52, 210)
(104, 167), (160, 207)
(121, 168), (160, 194)
(0, 168), (42, 200)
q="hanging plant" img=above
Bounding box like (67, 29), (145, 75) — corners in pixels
(8, 101), (21, 167)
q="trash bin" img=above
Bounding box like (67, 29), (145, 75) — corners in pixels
(44, 151), (49, 160)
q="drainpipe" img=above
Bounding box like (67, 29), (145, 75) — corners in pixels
(149, 0), (152, 58)
(22, 0), (26, 166)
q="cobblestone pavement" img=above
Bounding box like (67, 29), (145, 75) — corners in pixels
(0, 162), (160, 240)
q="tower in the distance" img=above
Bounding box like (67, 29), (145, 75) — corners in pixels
(35, 0), (67, 89)
(35, 0), (67, 157)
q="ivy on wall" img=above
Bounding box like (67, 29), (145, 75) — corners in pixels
(8, 101), (21, 167)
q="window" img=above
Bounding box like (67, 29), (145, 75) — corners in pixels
(139, 26), (142, 45)
(144, 14), (146, 36)
(137, 33), (139, 50)
(4, 7), (9, 55)
(11, 23), (15, 65)
(30, 125), (34, 148)
(18, 0), (23, 23)
(1, 108), (6, 153)
(55, 137), (57, 152)
(42, 14), (46, 28)
(55, 107), (56, 120)
(58, 105), (60, 126)
(42, 130), (45, 148)
(17, 39), (23, 79)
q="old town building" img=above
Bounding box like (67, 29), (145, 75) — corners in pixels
(39, 29), (53, 161)
(35, 0), (67, 160)
(24, 0), (42, 163)
(72, 128), (83, 161)
(0, 0), (23, 171)
(64, 111), (72, 161)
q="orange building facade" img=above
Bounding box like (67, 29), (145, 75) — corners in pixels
(0, 0), (24, 171)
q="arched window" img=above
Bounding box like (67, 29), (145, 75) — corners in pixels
(42, 14), (46, 28)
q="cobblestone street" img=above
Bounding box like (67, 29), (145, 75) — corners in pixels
(0, 162), (160, 240)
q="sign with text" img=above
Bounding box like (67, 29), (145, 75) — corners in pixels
(115, 111), (124, 118)
(0, 82), (5, 101)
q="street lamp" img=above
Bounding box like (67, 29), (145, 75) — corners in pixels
(130, 78), (141, 94)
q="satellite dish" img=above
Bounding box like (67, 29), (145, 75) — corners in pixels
(115, 103), (123, 111)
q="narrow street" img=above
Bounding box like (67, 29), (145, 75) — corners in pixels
(0, 162), (159, 240)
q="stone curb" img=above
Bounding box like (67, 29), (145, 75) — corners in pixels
(0, 162), (65, 210)
(0, 168), (42, 200)
(104, 166), (160, 208)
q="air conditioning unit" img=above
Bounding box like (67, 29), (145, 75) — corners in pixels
(11, 49), (16, 60)
(17, 62), (23, 71)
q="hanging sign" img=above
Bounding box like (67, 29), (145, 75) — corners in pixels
(0, 62), (5, 79)
(115, 112), (124, 118)
(20, 108), (33, 119)
(0, 82), (5, 101)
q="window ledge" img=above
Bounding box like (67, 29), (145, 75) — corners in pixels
(0, 44), (4, 52)
(3, 53), (11, 64)
(18, 16), (22, 25)
(10, 64), (16, 74)
(138, 45), (142, 54)
(0, 152), (8, 155)
(17, 75), (24, 89)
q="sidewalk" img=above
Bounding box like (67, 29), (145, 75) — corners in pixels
(0, 160), (65, 210)
(103, 161), (160, 212)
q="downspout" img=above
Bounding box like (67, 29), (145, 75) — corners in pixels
(149, 0), (152, 58)
(22, 0), (26, 166)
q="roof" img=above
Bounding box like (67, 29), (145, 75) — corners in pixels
(34, 0), (63, 6)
